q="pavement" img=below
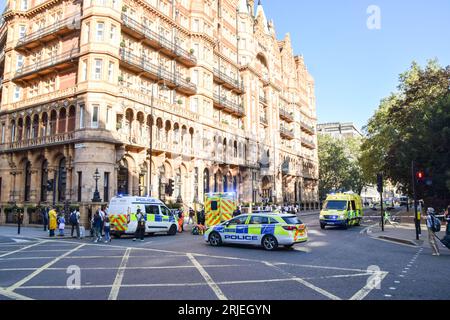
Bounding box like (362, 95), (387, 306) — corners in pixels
(0, 211), (449, 300)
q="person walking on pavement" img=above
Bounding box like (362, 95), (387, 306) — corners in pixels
(133, 206), (146, 242)
(17, 209), (24, 235)
(57, 214), (66, 237)
(104, 214), (111, 243)
(42, 207), (49, 232)
(48, 207), (57, 237)
(426, 208), (440, 256)
(92, 210), (102, 243)
(99, 206), (106, 237)
(69, 209), (81, 239)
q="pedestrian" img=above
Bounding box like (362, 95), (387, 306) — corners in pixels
(42, 207), (49, 232)
(133, 206), (146, 242)
(188, 208), (195, 225)
(177, 209), (184, 233)
(92, 210), (102, 243)
(99, 206), (106, 236)
(57, 214), (65, 237)
(48, 207), (57, 237)
(104, 214), (111, 243)
(233, 206), (242, 217)
(69, 209), (81, 239)
(416, 200), (424, 236)
(426, 208), (440, 256)
(16, 209), (24, 235)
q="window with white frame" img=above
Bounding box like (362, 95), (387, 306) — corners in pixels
(20, 0), (28, 11)
(110, 24), (116, 42)
(92, 105), (99, 128)
(96, 22), (104, 41)
(81, 60), (87, 81)
(16, 54), (24, 69)
(79, 104), (85, 129)
(13, 86), (21, 102)
(93, 59), (102, 80)
(19, 25), (26, 39)
(108, 61), (114, 82)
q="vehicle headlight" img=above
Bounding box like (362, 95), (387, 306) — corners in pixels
(339, 215), (345, 219)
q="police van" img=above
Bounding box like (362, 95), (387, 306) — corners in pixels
(204, 213), (308, 251)
(108, 196), (178, 237)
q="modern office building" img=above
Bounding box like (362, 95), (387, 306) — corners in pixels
(0, 0), (318, 225)
(317, 122), (363, 139)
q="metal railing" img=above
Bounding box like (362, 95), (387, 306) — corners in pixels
(121, 13), (196, 65)
(213, 93), (245, 115)
(213, 68), (244, 91)
(260, 95), (267, 104)
(16, 14), (81, 48)
(301, 137), (316, 148)
(120, 49), (196, 92)
(301, 121), (315, 133)
(15, 48), (80, 78)
(0, 132), (75, 152)
(280, 127), (294, 139)
(280, 108), (294, 121)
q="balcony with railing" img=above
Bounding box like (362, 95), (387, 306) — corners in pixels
(280, 127), (295, 140)
(15, 15), (81, 51)
(259, 95), (268, 105)
(260, 113), (268, 126)
(13, 48), (80, 81)
(0, 132), (76, 153)
(301, 137), (316, 149)
(279, 108), (294, 123)
(119, 49), (196, 95)
(213, 93), (245, 117)
(213, 68), (244, 94)
(121, 13), (197, 67)
(300, 120), (315, 135)
(0, 77), (3, 90)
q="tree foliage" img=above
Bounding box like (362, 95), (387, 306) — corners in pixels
(361, 60), (450, 202)
(318, 135), (367, 200)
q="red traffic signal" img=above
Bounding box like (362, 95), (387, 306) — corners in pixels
(416, 171), (424, 180)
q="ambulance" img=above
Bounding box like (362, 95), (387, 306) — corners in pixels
(204, 213), (308, 251)
(320, 193), (364, 229)
(107, 196), (178, 237)
(204, 192), (237, 227)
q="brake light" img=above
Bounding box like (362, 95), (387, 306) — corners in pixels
(282, 226), (296, 231)
(298, 224), (306, 231)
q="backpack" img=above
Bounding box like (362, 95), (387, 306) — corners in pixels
(69, 212), (78, 225)
(432, 216), (441, 233)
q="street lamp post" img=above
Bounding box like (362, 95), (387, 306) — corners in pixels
(92, 168), (102, 203)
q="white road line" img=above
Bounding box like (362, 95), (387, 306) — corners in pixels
(108, 248), (131, 300)
(263, 261), (342, 300)
(187, 253), (227, 300)
(0, 241), (46, 258)
(6, 244), (85, 292)
(273, 262), (371, 273)
(349, 271), (388, 300)
(0, 287), (33, 300)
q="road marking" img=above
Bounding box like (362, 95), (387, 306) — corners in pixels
(6, 244), (85, 292)
(384, 294), (392, 298)
(108, 248), (131, 300)
(389, 287), (396, 290)
(11, 238), (32, 243)
(273, 262), (371, 273)
(0, 241), (46, 258)
(0, 286), (33, 300)
(369, 237), (418, 248)
(264, 261), (342, 300)
(349, 271), (388, 300)
(187, 253), (227, 301)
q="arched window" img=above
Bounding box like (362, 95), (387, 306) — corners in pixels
(50, 110), (57, 135)
(17, 118), (23, 140)
(10, 120), (16, 142)
(41, 113), (48, 137)
(41, 160), (48, 202)
(24, 161), (31, 202)
(25, 117), (31, 140)
(32, 115), (39, 138)
(117, 159), (129, 195)
(58, 108), (67, 133)
(58, 158), (67, 202)
(203, 169), (210, 194)
(68, 106), (76, 132)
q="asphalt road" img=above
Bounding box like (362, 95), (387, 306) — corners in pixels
(0, 213), (448, 300)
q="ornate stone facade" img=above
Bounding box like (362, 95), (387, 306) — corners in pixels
(0, 0), (319, 226)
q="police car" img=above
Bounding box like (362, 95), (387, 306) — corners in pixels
(204, 213), (308, 251)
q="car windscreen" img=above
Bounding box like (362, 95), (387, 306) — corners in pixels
(282, 216), (303, 225)
(324, 200), (347, 211)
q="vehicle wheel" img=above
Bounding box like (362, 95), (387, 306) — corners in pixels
(262, 235), (279, 251)
(168, 225), (177, 236)
(320, 223), (326, 230)
(355, 218), (361, 227)
(208, 232), (222, 247)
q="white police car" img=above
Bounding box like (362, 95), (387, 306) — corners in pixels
(204, 213), (308, 251)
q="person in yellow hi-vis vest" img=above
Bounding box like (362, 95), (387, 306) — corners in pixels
(48, 207), (57, 237)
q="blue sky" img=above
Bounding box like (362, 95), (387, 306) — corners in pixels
(1, 0), (449, 130)
(263, 0), (450, 130)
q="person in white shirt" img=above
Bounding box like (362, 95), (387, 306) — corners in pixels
(426, 208), (440, 256)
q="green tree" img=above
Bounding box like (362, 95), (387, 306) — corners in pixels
(361, 60), (450, 204)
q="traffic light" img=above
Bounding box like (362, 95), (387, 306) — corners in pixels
(377, 173), (383, 193)
(167, 179), (175, 196)
(416, 170), (425, 185)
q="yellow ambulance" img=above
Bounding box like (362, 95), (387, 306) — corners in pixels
(320, 193), (364, 229)
(204, 192), (237, 227)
